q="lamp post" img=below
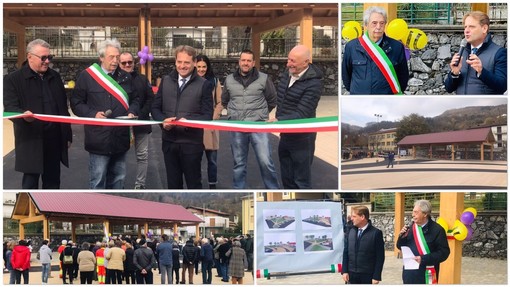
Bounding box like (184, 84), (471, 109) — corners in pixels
(374, 114), (382, 153)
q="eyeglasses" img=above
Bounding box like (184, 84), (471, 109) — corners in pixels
(120, 61), (133, 66)
(30, 53), (54, 62)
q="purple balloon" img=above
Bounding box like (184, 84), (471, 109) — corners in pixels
(148, 53), (154, 62)
(405, 47), (411, 61)
(137, 51), (144, 58)
(465, 225), (474, 241)
(460, 211), (475, 225)
(143, 46), (149, 53)
(139, 58), (146, 65)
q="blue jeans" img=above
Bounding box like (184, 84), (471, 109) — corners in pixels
(89, 152), (127, 189)
(160, 263), (173, 284)
(202, 261), (213, 284)
(220, 261), (229, 281)
(134, 131), (150, 188)
(41, 263), (51, 283)
(205, 150), (218, 184)
(230, 132), (279, 189)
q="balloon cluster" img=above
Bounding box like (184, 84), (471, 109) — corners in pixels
(386, 18), (428, 51)
(147, 231), (153, 238)
(341, 21), (362, 41)
(437, 207), (477, 241)
(137, 46), (154, 65)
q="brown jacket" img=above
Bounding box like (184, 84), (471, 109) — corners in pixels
(203, 79), (223, 150)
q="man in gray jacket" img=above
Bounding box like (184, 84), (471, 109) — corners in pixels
(221, 49), (279, 189)
(39, 239), (53, 284)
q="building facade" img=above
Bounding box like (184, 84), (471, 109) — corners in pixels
(368, 128), (397, 153)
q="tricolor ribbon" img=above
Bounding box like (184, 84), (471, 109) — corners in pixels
(3, 112), (338, 133)
(412, 224), (438, 284)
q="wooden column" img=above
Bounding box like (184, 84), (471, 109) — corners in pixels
(471, 3), (489, 13)
(439, 192), (464, 284)
(160, 227), (165, 236)
(104, 220), (110, 240)
(266, 192), (283, 202)
(43, 218), (50, 240)
(394, 192), (405, 256)
(412, 146), (416, 159)
(195, 223), (201, 239)
(144, 223), (149, 237)
(251, 32), (261, 69)
(490, 144), (494, 160)
(363, 3), (398, 22)
(173, 223), (178, 240)
(137, 224), (142, 238)
(300, 8), (314, 61)
(451, 144), (455, 161)
(480, 143), (484, 161)
(19, 222), (25, 239)
(138, 7), (151, 80)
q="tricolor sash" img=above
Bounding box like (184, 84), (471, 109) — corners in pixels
(86, 63), (129, 110)
(412, 223), (438, 284)
(358, 32), (403, 95)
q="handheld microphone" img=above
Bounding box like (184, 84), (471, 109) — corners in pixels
(453, 39), (467, 67)
(104, 109), (112, 118)
(400, 222), (412, 238)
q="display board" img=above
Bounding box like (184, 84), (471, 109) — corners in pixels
(257, 201), (343, 273)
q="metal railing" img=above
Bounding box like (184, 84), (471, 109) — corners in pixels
(373, 192), (507, 212)
(4, 26), (338, 59)
(341, 3), (507, 25)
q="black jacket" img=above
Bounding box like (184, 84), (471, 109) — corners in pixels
(71, 65), (139, 155)
(182, 241), (199, 264)
(342, 222), (385, 281)
(152, 68), (213, 145)
(342, 33), (409, 94)
(4, 63), (72, 173)
(396, 220), (450, 284)
(131, 71), (154, 134)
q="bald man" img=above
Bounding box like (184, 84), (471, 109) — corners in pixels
(270, 45), (323, 188)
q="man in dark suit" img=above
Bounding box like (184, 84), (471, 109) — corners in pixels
(4, 39), (72, 189)
(397, 200), (450, 284)
(342, 206), (385, 284)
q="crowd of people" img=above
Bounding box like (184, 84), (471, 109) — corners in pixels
(4, 37), (323, 190)
(3, 233), (254, 285)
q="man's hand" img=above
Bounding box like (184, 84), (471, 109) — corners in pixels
(414, 255), (422, 264)
(267, 117), (278, 123)
(162, 117), (177, 130)
(466, 54), (483, 75)
(372, 279), (380, 284)
(95, 111), (108, 119)
(128, 113), (136, 118)
(449, 53), (462, 75)
(342, 273), (349, 283)
(23, 110), (35, 122)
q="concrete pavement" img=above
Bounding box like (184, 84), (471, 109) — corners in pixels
(257, 251), (508, 285)
(341, 157), (507, 189)
(3, 97), (338, 189)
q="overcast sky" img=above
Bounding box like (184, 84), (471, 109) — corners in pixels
(341, 97), (507, 127)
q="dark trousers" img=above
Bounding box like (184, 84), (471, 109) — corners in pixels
(22, 125), (62, 189)
(349, 272), (373, 284)
(173, 267), (180, 284)
(62, 264), (74, 283)
(278, 133), (316, 189)
(202, 261), (213, 284)
(136, 270), (153, 284)
(14, 269), (29, 284)
(181, 262), (194, 283)
(80, 271), (94, 284)
(124, 270), (136, 284)
(108, 269), (123, 284)
(163, 141), (203, 189)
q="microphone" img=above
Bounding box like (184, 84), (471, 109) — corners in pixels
(104, 109), (112, 118)
(400, 222), (412, 238)
(453, 38), (467, 67)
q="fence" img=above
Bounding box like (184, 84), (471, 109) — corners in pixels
(372, 192), (507, 212)
(3, 26), (338, 59)
(341, 3), (507, 25)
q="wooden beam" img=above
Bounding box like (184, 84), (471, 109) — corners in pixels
(152, 17), (264, 27)
(43, 218), (50, 240)
(195, 223), (200, 239)
(173, 223), (178, 241)
(451, 144), (455, 161)
(146, 11), (153, 83)
(266, 192), (283, 202)
(471, 3), (489, 14)
(139, 8), (147, 76)
(439, 192), (464, 284)
(480, 143), (484, 161)
(394, 193), (405, 256)
(4, 18), (25, 34)
(252, 32), (261, 70)
(19, 214), (46, 224)
(71, 223), (77, 243)
(19, 222), (25, 239)
(252, 9), (304, 34)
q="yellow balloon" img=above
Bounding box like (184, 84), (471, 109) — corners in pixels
(436, 217), (449, 233)
(386, 18), (408, 41)
(68, 80), (75, 88)
(453, 220), (468, 241)
(342, 21), (362, 41)
(464, 207), (477, 218)
(404, 28), (428, 50)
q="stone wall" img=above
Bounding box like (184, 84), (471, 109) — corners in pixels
(371, 211), (507, 260)
(3, 58), (338, 96)
(341, 26), (507, 95)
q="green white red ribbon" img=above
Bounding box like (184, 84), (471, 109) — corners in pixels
(86, 63), (130, 110)
(412, 223), (438, 284)
(3, 112), (338, 133)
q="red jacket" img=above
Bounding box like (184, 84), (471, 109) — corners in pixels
(11, 245), (31, 270)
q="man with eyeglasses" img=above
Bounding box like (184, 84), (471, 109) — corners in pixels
(4, 38), (73, 189)
(71, 39), (139, 189)
(119, 52), (155, 189)
(342, 6), (409, 94)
